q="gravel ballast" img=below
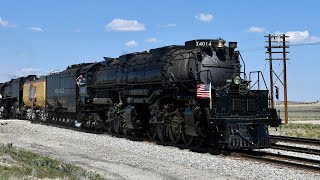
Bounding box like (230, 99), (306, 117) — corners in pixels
(0, 120), (319, 180)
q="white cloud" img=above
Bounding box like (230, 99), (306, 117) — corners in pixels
(74, 28), (81, 33)
(157, 23), (177, 28)
(125, 40), (138, 47)
(309, 36), (320, 44)
(18, 68), (40, 75)
(273, 30), (320, 45)
(0, 17), (16, 28)
(28, 27), (44, 32)
(286, 30), (309, 43)
(14, 68), (49, 77)
(146, 37), (161, 43)
(106, 18), (145, 31)
(163, 23), (176, 28)
(166, 23), (176, 27)
(247, 26), (267, 33)
(0, 17), (9, 27)
(195, 13), (213, 22)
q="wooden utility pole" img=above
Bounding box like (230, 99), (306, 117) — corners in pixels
(265, 34), (290, 124)
(267, 35), (274, 109)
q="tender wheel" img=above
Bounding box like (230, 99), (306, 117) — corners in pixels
(66, 113), (73, 125)
(75, 113), (86, 128)
(91, 113), (103, 132)
(156, 124), (167, 141)
(147, 123), (157, 140)
(113, 118), (122, 134)
(168, 125), (181, 143)
(10, 102), (19, 119)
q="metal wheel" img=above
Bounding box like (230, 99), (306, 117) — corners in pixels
(31, 110), (36, 121)
(66, 113), (73, 125)
(40, 110), (47, 122)
(181, 130), (194, 146)
(122, 122), (129, 135)
(75, 113), (85, 128)
(10, 102), (19, 119)
(26, 109), (34, 120)
(74, 120), (82, 128)
(194, 137), (206, 147)
(147, 123), (157, 140)
(106, 121), (113, 133)
(156, 124), (167, 141)
(168, 125), (181, 143)
(113, 118), (122, 134)
(58, 113), (63, 124)
(130, 130), (138, 137)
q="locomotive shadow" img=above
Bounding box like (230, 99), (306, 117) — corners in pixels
(31, 120), (223, 155)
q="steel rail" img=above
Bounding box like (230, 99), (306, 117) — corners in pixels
(270, 135), (320, 146)
(271, 144), (320, 156)
(234, 150), (320, 172)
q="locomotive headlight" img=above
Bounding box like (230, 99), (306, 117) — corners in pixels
(233, 76), (241, 85)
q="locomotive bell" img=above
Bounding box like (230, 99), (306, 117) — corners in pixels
(213, 38), (226, 48)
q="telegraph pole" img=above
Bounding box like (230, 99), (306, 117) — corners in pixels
(282, 35), (289, 125)
(265, 34), (289, 124)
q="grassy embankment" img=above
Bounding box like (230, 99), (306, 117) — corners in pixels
(0, 143), (104, 180)
(269, 123), (320, 139)
(269, 104), (320, 139)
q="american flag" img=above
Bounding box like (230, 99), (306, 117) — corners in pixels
(196, 83), (211, 99)
(29, 84), (36, 102)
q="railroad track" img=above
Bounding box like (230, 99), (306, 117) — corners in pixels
(271, 144), (320, 156)
(234, 150), (320, 172)
(270, 135), (320, 146)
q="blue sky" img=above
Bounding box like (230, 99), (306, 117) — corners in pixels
(0, 0), (319, 101)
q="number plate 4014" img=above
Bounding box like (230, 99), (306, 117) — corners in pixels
(196, 41), (212, 47)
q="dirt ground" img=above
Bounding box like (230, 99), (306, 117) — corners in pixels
(0, 120), (234, 180)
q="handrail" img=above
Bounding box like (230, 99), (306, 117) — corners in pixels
(249, 71), (268, 90)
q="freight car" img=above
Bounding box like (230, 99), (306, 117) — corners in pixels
(22, 77), (46, 120)
(0, 75), (37, 119)
(0, 38), (281, 150)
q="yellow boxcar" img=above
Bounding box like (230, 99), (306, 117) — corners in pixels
(23, 79), (46, 108)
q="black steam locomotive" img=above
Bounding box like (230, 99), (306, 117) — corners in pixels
(0, 38), (281, 149)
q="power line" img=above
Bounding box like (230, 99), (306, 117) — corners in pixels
(239, 41), (319, 53)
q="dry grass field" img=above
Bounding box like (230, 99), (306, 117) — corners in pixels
(276, 102), (320, 123)
(0, 143), (103, 180)
(269, 102), (320, 139)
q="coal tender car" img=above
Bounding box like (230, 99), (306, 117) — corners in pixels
(0, 38), (281, 150)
